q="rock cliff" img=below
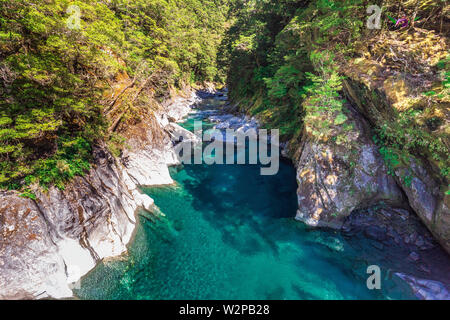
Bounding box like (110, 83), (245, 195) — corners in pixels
(340, 28), (449, 254)
(288, 27), (450, 256)
(0, 92), (199, 299)
(293, 104), (407, 228)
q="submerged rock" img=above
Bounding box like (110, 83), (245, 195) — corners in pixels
(343, 206), (437, 252)
(209, 114), (259, 132)
(395, 273), (450, 300)
(205, 114), (259, 145)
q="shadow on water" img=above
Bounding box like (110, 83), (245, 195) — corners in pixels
(179, 157), (298, 256)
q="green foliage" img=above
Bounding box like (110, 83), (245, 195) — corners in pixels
(0, 135), (92, 190)
(302, 51), (350, 142)
(2, 0), (448, 192)
(0, 0), (229, 191)
(222, 0), (310, 103)
(222, 0), (362, 142)
(377, 145), (401, 176)
(294, 0), (365, 50)
(19, 188), (37, 200)
(224, 0), (449, 187)
(107, 132), (127, 158)
(373, 108), (450, 181)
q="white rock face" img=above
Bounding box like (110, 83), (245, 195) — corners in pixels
(165, 92), (201, 123)
(0, 193), (74, 299)
(209, 114), (259, 132)
(395, 273), (450, 300)
(0, 92), (198, 300)
(207, 114), (259, 145)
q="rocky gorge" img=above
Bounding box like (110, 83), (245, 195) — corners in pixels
(0, 91), (201, 299)
(225, 90), (450, 299)
(1, 0), (449, 302)
(1, 85), (450, 300)
(1, 85), (449, 300)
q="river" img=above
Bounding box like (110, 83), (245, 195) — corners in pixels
(74, 93), (417, 300)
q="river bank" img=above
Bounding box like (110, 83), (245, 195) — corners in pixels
(0, 89), (202, 299)
(1, 89), (449, 300)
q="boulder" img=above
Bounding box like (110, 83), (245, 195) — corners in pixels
(294, 106), (406, 228)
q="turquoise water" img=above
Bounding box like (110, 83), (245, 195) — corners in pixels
(75, 108), (416, 300)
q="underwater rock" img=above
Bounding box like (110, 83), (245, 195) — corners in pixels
(0, 92), (200, 299)
(395, 273), (450, 300)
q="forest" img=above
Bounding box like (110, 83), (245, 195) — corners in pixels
(0, 0), (448, 197)
(0, 0), (229, 192)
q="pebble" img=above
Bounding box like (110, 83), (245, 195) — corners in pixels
(408, 252), (420, 262)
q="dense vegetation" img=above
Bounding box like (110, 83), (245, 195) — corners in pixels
(1, 0), (448, 195)
(221, 0), (449, 186)
(0, 0), (229, 192)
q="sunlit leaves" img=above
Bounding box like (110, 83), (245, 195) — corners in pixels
(0, 0), (229, 190)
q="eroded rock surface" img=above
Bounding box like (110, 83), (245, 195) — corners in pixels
(293, 106), (406, 228)
(0, 194), (70, 299)
(0, 148), (140, 299)
(337, 29), (450, 254)
(342, 75), (450, 254)
(341, 205), (450, 300)
(395, 273), (450, 300)
(0, 92), (198, 299)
